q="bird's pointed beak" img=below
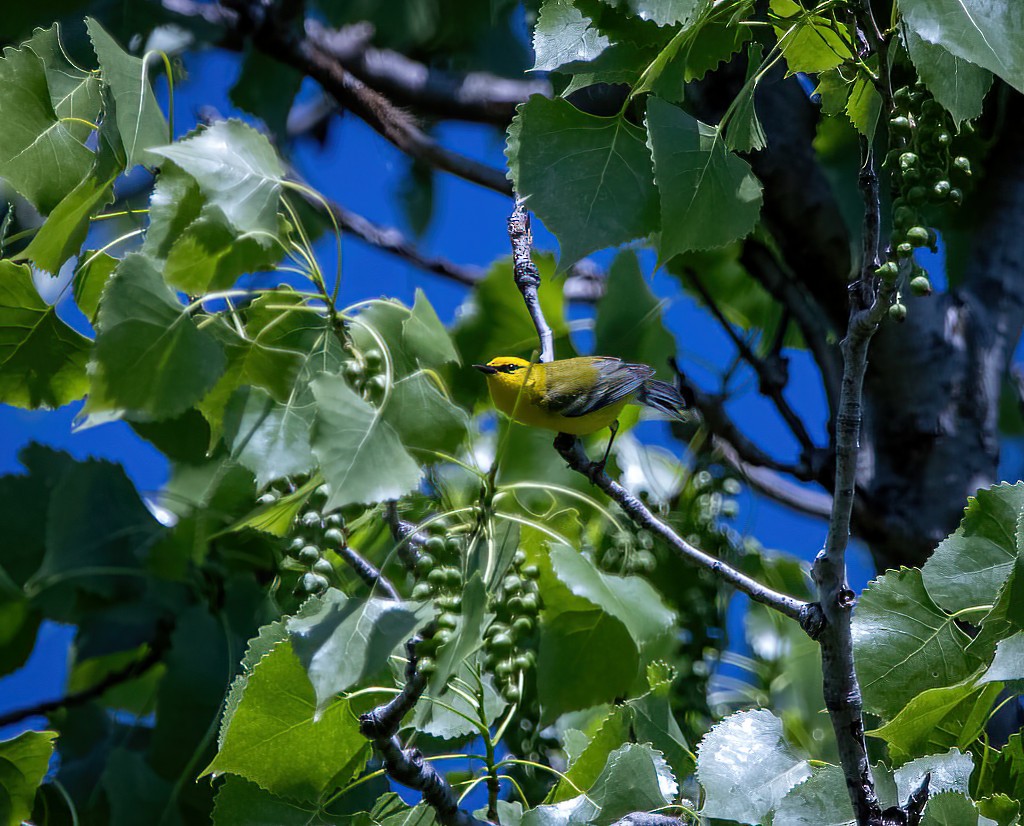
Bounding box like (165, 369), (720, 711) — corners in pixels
(473, 363), (498, 374)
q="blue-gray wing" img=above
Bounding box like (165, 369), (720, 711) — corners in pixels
(541, 358), (653, 418)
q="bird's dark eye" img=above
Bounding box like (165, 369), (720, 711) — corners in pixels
(498, 364), (520, 373)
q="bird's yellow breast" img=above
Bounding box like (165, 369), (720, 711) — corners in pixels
(485, 362), (626, 435)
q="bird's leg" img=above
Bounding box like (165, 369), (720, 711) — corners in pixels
(592, 420), (620, 478)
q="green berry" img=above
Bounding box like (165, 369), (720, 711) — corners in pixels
(932, 180), (951, 200)
(512, 616), (534, 638)
(902, 168), (922, 184)
(288, 536), (306, 552)
(258, 492), (277, 505)
(323, 527), (345, 546)
(507, 595), (524, 614)
(299, 545), (321, 564)
(896, 242), (914, 259)
(512, 550), (527, 566)
(364, 349), (383, 371)
(905, 226), (929, 247)
(518, 593), (540, 615)
(889, 116), (911, 133)
(521, 564), (540, 580)
(898, 152), (918, 169)
(893, 86), (912, 107)
(936, 132), (951, 146)
(436, 594), (462, 611)
(411, 582), (433, 600)
(502, 684), (522, 703)
(893, 205), (916, 229)
(313, 484), (330, 504)
(488, 632), (513, 656)
(427, 568), (447, 588)
(952, 156), (971, 175)
(485, 622), (508, 639)
(908, 186), (928, 204)
(343, 360), (363, 383)
(365, 374), (388, 399)
(312, 558), (334, 577)
(300, 511), (322, 528)
(910, 275), (933, 296)
(437, 612), (459, 630)
(495, 660), (515, 679)
(875, 262), (899, 281)
(325, 513), (344, 528)
(418, 656), (437, 677)
(444, 567), (463, 588)
(502, 575), (523, 594)
(949, 188), (963, 205)
(302, 572), (329, 594)
(415, 553), (436, 576)
(435, 628), (454, 647)
(425, 536), (446, 555)
(889, 303), (908, 323)
(514, 652), (535, 670)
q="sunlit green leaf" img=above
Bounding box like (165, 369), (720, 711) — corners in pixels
(86, 17), (168, 168)
(905, 29), (993, 126)
(533, 0), (610, 71)
(980, 631), (1024, 684)
(403, 289), (460, 369)
(770, 0), (852, 74)
(0, 730), (57, 826)
(854, 568), (979, 719)
(697, 708), (811, 823)
(91, 253), (227, 420)
(0, 260), (90, 409)
(203, 639), (368, 802)
(25, 25), (102, 142)
(0, 40), (93, 213)
(311, 374), (422, 509)
(893, 748), (974, 801)
(223, 386), (316, 488)
(548, 705), (632, 803)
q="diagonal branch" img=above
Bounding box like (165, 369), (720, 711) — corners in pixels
(509, 199), (554, 362)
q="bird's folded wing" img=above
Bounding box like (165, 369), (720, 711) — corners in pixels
(541, 359), (653, 417)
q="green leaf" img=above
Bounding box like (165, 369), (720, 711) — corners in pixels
(229, 48), (303, 141)
(403, 289), (460, 369)
(610, 0), (703, 27)
(920, 792), (981, 825)
(898, 0), (1024, 95)
(222, 386), (317, 488)
(853, 568), (979, 719)
(0, 260), (90, 409)
(0, 40), (94, 213)
(869, 678), (1002, 763)
(415, 664), (507, 741)
(25, 25), (103, 142)
(507, 95), (658, 267)
(90, 253), (227, 420)
(143, 162), (204, 260)
(980, 631), (1024, 684)
(968, 549), (1024, 661)
(922, 483), (1024, 614)
(74, 251), (117, 324)
(18, 164), (117, 275)
(697, 708), (811, 823)
(991, 734), (1024, 804)
(86, 17), (168, 168)
(894, 748), (974, 801)
(627, 673), (694, 785)
(310, 374), (423, 509)
(549, 544), (675, 660)
(814, 69), (853, 116)
(723, 43), (767, 153)
(30, 458), (163, 610)
(594, 251), (676, 378)
(213, 775), (365, 826)
(204, 639), (368, 802)
(905, 29), (993, 126)
(646, 97), (763, 261)
(533, 0), (610, 71)
(549, 705), (632, 803)
(383, 371), (470, 457)
(0, 730), (57, 825)
(226, 478), (318, 537)
(151, 119), (284, 242)
(287, 589), (432, 715)
(425, 572), (486, 698)
(588, 743), (676, 825)
(773, 764), (856, 826)
(0, 568), (40, 677)
(977, 795), (1020, 826)
(770, 0), (853, 74)
(846, 70), (882, 141)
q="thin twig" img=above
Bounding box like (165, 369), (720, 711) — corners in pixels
(685, 269), (819, 461)
(508, 200), (554, 362)
(553, 433), (814, 627)
(0, 624), (171, 728)
(335, 542), (399, 600)
(359, 634), (485, 826)
(384, 500), (425, 570)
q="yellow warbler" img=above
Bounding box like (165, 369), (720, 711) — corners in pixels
(473, 355), (687, 467)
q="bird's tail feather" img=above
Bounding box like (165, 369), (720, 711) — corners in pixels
(637, 379), (688, 420)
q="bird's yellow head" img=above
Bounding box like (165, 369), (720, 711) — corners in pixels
(472, 356), (535, 391)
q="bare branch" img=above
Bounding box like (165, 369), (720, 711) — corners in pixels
(310, 20), (549, 125)
(554, 433), (814, 626)
(684, 269), (819, 462)
(508, 200), (554, 362)
(384, 500), (425, 570)
(334, 541), (399, 600)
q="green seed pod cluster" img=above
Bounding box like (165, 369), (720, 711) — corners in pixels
(276, 483), (340, 597)
(483, 549), (541, 703)
(342, 347), (387, 405)
(883, 81), (971, 294)
(410, 527), (466, 678)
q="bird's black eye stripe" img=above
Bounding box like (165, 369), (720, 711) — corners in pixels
(498, 364), (521, 373)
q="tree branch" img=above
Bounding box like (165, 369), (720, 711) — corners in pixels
(508, 199), (554, 363)
(309, 20), (549, 125)
(684, 269), (820, 464)
(359, 633), (485, 826)
(334, 541), (399, 600)
(0, 623), (171, 729)
(384, 500), (425, 570)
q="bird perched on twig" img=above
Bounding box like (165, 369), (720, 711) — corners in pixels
(473, 355), (688, 472)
